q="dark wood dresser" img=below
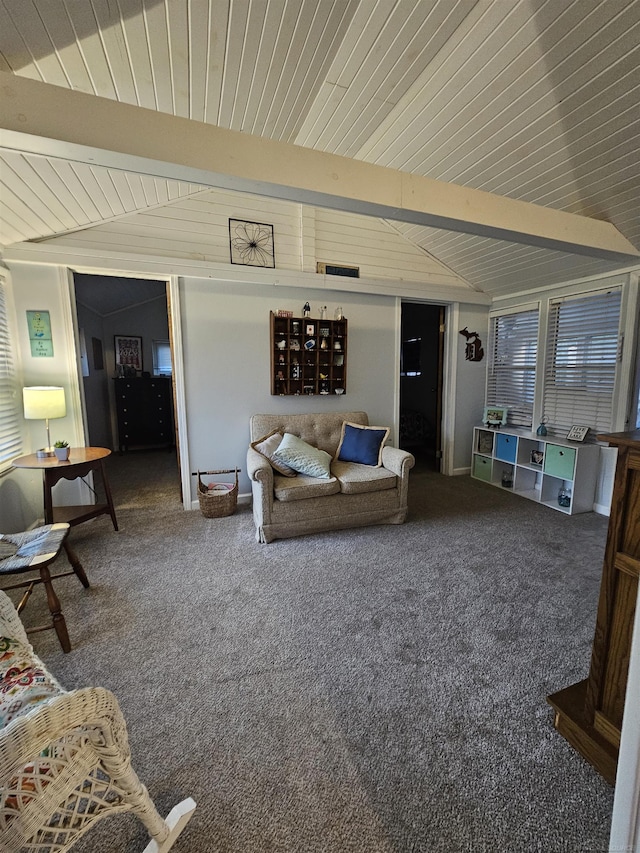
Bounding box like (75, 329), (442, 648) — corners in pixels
(114, 377), (174, 452)
(547, 429), (640, 784)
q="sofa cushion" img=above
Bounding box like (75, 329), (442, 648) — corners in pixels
(250, 430), (297, 477)
(0, 636), (62, 727)
(274, 433), (332, 479)
(274, 474), (340, 502)
(336, 422), (390, 467)
(331, 460), (397, 495)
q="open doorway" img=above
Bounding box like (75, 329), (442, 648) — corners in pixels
(400, 302), (445, 471)
(72, 272), (181, 508)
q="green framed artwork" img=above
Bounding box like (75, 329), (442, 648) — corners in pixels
(26, 310), (54, 357)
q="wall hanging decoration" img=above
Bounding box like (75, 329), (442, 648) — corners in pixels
(114, 335), (142, 373)
(26, 310), (54, 357)
(229, 219), (275, 267)
(459, 327), (484, 362)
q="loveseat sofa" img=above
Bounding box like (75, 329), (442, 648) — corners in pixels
(247, 411), (415, 543)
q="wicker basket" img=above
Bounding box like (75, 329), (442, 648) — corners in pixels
(193, 468), (239, 518)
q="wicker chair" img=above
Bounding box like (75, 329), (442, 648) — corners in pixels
(0, 591), (195, 852)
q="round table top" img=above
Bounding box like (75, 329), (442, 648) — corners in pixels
(12, 447), (112, 469)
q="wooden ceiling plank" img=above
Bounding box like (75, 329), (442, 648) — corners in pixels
(143, 0), (173, 115)
(119, 0), (157, 109)
(1, 151), (80, 229)
(90, 0), (138, 104)
(62, 0), (117, 99)
(35, 0), (95, 94)
(166, 0), (190, 119)
(1, 71), (637, 261)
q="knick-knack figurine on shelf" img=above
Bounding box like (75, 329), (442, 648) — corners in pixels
(320, 305), (327, 320)
(536, 417), (548, 436)
(303, 302), (310, 317)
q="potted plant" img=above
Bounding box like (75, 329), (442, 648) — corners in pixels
(53, 440), (70, 461)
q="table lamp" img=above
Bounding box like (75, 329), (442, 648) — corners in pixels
(22, 386), (66, 458)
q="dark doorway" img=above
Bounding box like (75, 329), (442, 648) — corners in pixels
(400, 303), (445, 471)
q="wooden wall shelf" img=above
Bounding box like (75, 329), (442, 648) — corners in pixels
(270, 311), (347, 397)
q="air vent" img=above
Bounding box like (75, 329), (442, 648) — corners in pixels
(316, 262), (359, 278)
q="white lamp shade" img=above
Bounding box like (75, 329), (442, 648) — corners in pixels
(23, 386), (66, 420)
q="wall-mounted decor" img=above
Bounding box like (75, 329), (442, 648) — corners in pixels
(114, 335), (142, 373)
(229, 219), (275, 267)
(270, 311), (347, 396)
(459, 327), (484, 362)
(26, 310), (53, 357)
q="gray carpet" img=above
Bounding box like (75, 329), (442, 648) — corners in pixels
(13, 451), (614, 852)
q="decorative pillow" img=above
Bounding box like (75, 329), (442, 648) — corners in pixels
(0, 637), (62, 727)
(250, 430), (297, 477)
(336, 421), (390, 467)
(273, 433), (332, 479)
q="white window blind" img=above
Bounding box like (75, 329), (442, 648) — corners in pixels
(152, 340), (172, 376)
(0, 280), (22, 470)
(543, 288), (622, 436)
(487, 308), (539, 427)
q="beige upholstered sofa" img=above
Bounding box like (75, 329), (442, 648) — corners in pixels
(247, 411), (415, 543)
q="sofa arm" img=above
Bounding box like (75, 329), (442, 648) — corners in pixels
(247, 447), (273, 487)
(381, 445), (415, 478)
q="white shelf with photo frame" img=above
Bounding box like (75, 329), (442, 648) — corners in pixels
(471, 426), (601, 515)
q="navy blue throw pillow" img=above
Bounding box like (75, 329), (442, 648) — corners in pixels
(336, 422), (390, 467)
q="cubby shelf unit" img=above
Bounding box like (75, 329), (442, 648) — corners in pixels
(471, 427), (600, 515)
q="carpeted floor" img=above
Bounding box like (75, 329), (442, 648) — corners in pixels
(14, 450), (615, 852)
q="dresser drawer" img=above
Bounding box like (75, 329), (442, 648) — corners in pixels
(544, 444), (576, 480)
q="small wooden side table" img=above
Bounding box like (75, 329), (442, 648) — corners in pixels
(13, 447), (118, 531)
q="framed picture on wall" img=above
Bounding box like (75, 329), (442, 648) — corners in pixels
(114, 335), (143, 372)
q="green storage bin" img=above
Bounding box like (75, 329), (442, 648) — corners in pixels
(473, 455), (492, 482)
(543, 444), (576, 480)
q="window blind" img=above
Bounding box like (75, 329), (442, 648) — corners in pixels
(152, 340), (172, 376)
(543, 288), (622, 436)
(0, 280), (22, 470)
(487, 308), (539, 427)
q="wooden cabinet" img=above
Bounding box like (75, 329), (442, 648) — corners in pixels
(547, 430), (640, 784)
(270, 311), (347, 396)
(471, 427), (599, 514)
(114, 377), (174, 452)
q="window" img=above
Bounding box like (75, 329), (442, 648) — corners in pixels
(543, 288), (622, 435)
(0, 279), (22, 471)
(487, 308), (539, 427)
(152, 340), (172, 376)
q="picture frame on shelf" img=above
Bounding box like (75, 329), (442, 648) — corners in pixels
(482, 406), (508, 427)
(566, 425), (590, 442)
(114, 335), (142, 372)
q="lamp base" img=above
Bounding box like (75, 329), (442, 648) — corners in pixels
(36, 447), (55, 458)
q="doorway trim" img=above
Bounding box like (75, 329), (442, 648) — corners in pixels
(66, 265), (191, 511)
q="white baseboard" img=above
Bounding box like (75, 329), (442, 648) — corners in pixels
(593, 502), (611, 517)
(453, 466), (471, 476)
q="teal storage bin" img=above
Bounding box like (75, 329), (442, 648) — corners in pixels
(473, 455), (492, 482)
(544, 444), (576, 480)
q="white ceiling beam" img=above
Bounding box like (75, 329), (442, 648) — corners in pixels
(1, 72), (637, 262)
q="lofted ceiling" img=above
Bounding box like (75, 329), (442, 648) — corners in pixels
(0, 0), (639, 299)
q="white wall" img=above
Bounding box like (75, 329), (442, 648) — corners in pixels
(0, 264), (86, 532)
(180, 279), (398, 498)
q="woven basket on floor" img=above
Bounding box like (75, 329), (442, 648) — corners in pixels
(194, 468), (239, 518)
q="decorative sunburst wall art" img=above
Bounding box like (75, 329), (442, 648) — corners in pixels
(229, 219), (275, 268)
